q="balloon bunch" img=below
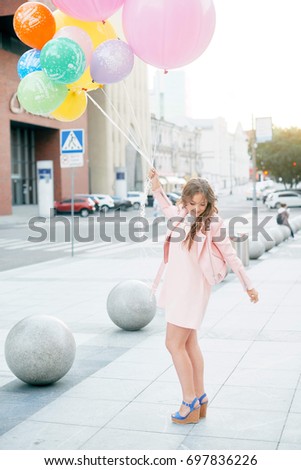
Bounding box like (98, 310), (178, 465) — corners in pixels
(14, 1), (132, 121)
(15, 0), (216, 123)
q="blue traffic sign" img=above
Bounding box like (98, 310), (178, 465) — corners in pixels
(60, 129), (84, 155)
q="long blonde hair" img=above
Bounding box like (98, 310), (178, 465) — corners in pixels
(178, 178), (218, 251)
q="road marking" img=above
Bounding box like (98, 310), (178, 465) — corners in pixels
(0, 239), (23, 246)
(5, 241), (38, 250)
(0, 213), (281, 257)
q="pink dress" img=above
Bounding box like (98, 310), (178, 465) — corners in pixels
(152, 186), (254, 330)
(158, 216), (211, 330)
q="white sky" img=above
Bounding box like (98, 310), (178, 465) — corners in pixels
(149, 0), (301, 132)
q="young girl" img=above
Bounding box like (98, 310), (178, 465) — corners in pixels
(148, 168), (259, 425)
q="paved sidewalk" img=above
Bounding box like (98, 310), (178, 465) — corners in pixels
(0, 205), (40, 227)
(0, 227), (300, 450)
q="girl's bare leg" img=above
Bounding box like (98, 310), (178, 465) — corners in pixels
(165, 322), (199, 415)
(185, 330), (205, 397)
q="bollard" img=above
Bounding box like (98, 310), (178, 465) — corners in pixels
(230, 233), (249, 267)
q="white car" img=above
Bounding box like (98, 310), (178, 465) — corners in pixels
(127, 191), (148, 209)
(245, 180), (275, 200)
(266, 191), (301, 209)
(90, 194), (115, 212)
(245, 185), (263, 200)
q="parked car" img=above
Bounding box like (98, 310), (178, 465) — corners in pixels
(262, 188), (275, 204)
(127, 191), (148, 209)
(90, 194), (115, 212)
(245, 185), (263, 201)
(263, 188), (301, 204)
(75, 194), (102, 211)
(112, 196), (132, 211)
(54, 197), (96, 217)
(265, 191), (301, 209)
(245, 180), (275, 201)
(167, 192), (181, 205)
(147, 194), (154, 207)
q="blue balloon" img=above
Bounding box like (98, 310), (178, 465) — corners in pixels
(17, 49), (42, 79)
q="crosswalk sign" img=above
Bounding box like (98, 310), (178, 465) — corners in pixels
(60, 129), (84, 155)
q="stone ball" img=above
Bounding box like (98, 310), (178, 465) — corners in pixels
(249, 239), (265, 259)
(107, 280), (156, 331)
(290, 220), (299, 234)
(293, 216), (301, 230)
(269, 227), (284, 245)
(259, 232), (275, 251)
(5, 315), (76, 385)
(278, 225), (291, 240)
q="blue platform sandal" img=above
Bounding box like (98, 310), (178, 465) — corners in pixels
(171, 397), (200, 424)
(199, 393), (208, 419)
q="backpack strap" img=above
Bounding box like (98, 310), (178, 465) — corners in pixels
(151, 259), (166, 294)
(151, 218), (185, 294)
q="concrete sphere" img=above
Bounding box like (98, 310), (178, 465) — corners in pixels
(293, 216), (301, 230)
(249, 239), (265, 259)
(278, 225), (291, 240)
(259, 232), (275, 252)
(107, 280), (156, 331)
(290, 220), (299, 234)
(269, 227), (284, 245)
(5, 315), (76, 385)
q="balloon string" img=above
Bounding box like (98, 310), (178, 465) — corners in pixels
(121, 81), (149, 157)
(100, 87), (142, 151)
(87, 93), (152, 167)
(119, 82), (154, 216)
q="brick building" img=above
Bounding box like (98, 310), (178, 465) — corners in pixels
(0, 1), (89, 216)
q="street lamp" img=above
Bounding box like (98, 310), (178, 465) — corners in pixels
(250, 117), (258, 207)
(229, 146), (233, 196)
(189, 137), (193, 177)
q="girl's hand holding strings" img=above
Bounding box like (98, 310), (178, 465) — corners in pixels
(148, 167), (161, 191)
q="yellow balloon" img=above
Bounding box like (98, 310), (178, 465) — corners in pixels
(51, 91), (87, 122)
(53, 10), (117, 48)
(69, 67), (102, 92)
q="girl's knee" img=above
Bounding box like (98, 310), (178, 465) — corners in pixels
(185, 337), (202, 356)
(165, 337), (174, 354)
(185, 333), (198, 350)
(165, 337), (185, 355)
(165, 324), (192, 354)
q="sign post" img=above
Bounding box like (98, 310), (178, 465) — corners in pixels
(60, 129), (84, 257)
(251, 117), (273, 207)
(36, 161), (54, 217)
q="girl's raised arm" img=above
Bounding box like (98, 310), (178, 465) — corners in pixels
(148, 168), (179, 220)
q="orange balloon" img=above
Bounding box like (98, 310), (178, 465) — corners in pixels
(13, 2), (56, 50)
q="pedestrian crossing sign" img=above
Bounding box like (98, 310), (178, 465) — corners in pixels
(60, 129), (84, 155)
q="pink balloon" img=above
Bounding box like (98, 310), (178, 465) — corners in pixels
(122, 0), (216, 70)
(54, 26), (93, 66)
(52, 0), (125, 21)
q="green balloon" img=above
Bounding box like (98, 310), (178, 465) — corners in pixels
(40, 37), (86, 84)
(17, 71), (68, 115)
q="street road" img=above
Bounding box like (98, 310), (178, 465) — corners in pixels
(0, 192), (300, 272)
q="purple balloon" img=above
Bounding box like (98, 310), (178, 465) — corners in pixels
(90, 39), (134, 85)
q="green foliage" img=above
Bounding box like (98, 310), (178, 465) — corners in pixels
(256, 127), (301, 187)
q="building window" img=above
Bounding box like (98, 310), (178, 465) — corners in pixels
(0, 15), (29, 56)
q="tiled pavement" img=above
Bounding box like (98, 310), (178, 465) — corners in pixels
(0, 227), (300, 450)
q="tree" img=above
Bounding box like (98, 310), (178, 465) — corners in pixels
(256, 127), (301, 188)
